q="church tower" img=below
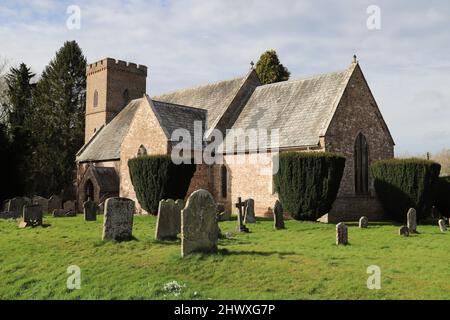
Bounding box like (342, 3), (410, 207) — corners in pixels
(85, 58), (147, 143)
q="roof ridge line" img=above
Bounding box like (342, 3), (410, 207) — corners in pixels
(152, 99), (207, 113)
(256, 69), (348, 89)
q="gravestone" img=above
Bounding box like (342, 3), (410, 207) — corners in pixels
(181, 189), (218, 257)
(273, 200), (285, 230)
(63, 200), (76, 212)
(336, 222), (348, 245)
(3, 199), (9, 211)
(217, 204), (231, 222)
(19, 204), (43, 228)
(155, 199), (184, 240)
(8, 197), (31, 217)
(235, 197), (249, 233)
(359, 216), (369, 228)
(84, 199), (98, 221)
(244, 198), (256, 224)
(407, 208), (418, 233)
(102, 197), (135, 241)
(32, 196), (49, 213)
(0, 211), (18, 219)
(438, 219), (447, 232)
(98, 202), (105, 214)
(399, 225), (409, 236)
(48, 195), (62, 212)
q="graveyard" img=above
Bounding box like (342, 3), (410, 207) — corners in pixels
(0, 212), (448, 300)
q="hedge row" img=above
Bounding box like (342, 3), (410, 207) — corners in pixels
(128, 155), (196, 215)
(274, 152), (346, 220)
(435, 176), (450, 217)
(371, 158), (441, 221)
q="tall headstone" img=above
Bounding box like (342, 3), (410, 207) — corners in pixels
(273, 200), (285, 230)
(48, 195), (62, 212)
(7, 197), (31, 218)
(181, 189), (218, 257)
(235, 197), (249, 233)
(32, 196), (49, 213)
(438, 219), (447, 232)
(244, 198), (256, 224)
(407, 208), (418, 233)
(84, 199), (98, 221)
(19, 204), (43, 228)
(155, 199), (184, 240)
(102, 197), (135, 241)
(336, 222), (348, 245)
(399, 225), (409, 236)
(359, 216), (369, 228)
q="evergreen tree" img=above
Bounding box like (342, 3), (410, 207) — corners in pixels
(255, 50), (290, 85)
(29, 41), (86, 196)
(0, 123), (12, 201)
(3, 63), (35, 195)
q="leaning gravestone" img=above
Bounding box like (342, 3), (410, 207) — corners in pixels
(155, 199), (184, 240)
(48, 195), (62, 212)
(244, 198), (256, 224)
(359, 216), (369, 228)
(19, 204), (43, 228)
(407, 208), (418, 233)
(8, 197), (31, 217)
(32, 196), (49, 213)
(181, 189), (218, 257)
(273, 200), (285, 230)
(102, 197), (135, 241)
(336, 222), (348, 245)
(438, 219), (447, 232)
(84, 199), (98, 221)
(399, 225), (410, 236)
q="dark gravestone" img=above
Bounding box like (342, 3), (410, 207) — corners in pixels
(244, 198), (256, 224)
(235, 197), (249, 233)
(336, 222), (348, 245)
(102, 197), (135, 241)
(84, 199), (98, 221)
(32, 196), (49, 213)
(155, 199), (184, 240)
(273, 200), (285, 230)
(19, 204), (43, 228)
(399, 225), (410, 236)
(8, 197), (31, 217)
(48, 195), (62, 212)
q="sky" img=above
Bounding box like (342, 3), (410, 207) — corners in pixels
(0, 0), (449, 155)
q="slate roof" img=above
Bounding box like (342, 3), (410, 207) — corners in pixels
(154, 75), (248, 128)
(152, 100), (207, 141)
(221, 68), (352, 152)
(76, 99), (141, 162)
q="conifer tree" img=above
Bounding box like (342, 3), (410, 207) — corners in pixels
(255, 50), (290, 85)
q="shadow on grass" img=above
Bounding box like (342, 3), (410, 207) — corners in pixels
(218, 248), (297, 257)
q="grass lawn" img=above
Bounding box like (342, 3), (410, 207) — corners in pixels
(0, 214), (449, 300)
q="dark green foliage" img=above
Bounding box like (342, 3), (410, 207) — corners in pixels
(255, 50), (290, 85)
(3, 63), (35, 195)
(434, 176), (450, 217)
(371, 159), (441, 222)
(274, 152), (346, 220)
(0, 123), (12, 202)
(128, 155), (196, 214)
(28, 41), (86, 196)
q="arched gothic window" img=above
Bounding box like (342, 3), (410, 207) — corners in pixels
(93, 90), (98, 108)
(85, 179), (95, 202)
(354, 133), (369, 194)
(221, 165), (227, 198)
(137, 145), (147, 157)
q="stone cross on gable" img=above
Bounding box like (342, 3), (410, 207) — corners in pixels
(235, 197), (249, 233)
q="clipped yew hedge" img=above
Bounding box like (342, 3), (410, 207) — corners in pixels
(274, 152), (346, 220)
(371, 159), (441, 221)
(128, 155), (196, 215)
(435, 176), (450, 217)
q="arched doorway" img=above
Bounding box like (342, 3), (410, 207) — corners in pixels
(354, 133), (369, 194)
(85, 179), (95, 201)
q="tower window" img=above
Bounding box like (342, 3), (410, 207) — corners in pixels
(221, 165), (227, 198)
(93, 90), (98, 108)
(354, 132), (369, 194)
(123, 89), (130, 107)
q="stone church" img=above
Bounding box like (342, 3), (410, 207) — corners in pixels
(75, 56), (394, 222)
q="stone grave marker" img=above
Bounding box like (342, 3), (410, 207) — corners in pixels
(336, 222), (348, 245)
(19, 204), (43, 228)
(407, 208), (418, 233)
(8, 197), (31, 217)
(155, 199), (184, 240)
(181, 189), (218, 257)
(102, 197), (135, 241)
(273, 200), (285, 230)
(438, 219), (447, 232)
(84, 199), (98, 221)
(399, 225), (409, 236)
(359, 216), (369, 228)
(63, 200), (76, 212)
(244, 198), (256, 224)
(32, 196), (49, 213)
(234, 197), (249, 233)
(48, 195), (62, 212)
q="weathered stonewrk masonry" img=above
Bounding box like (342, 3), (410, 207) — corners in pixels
(76, 56), (394, 222)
